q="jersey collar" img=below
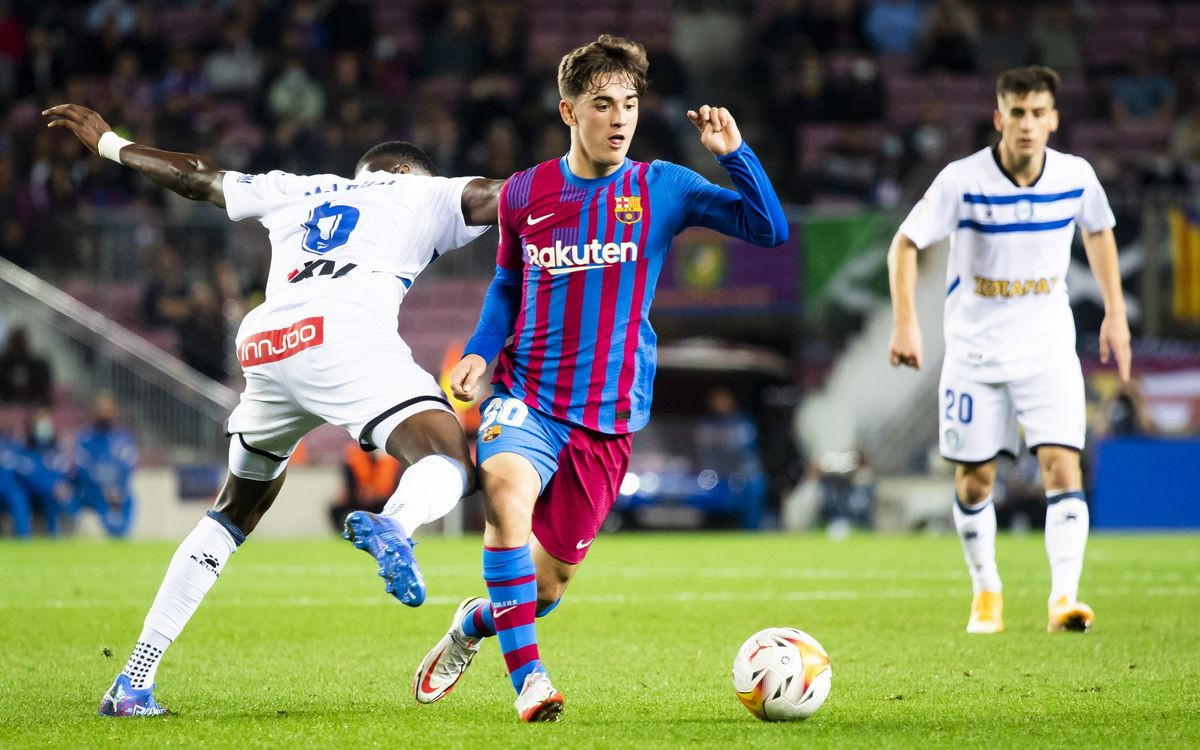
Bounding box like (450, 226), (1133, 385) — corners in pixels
(991, 144), (1046, 188)
(558, 155), (632, 189)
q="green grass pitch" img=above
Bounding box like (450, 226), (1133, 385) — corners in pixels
(1, 532), (1198, 748)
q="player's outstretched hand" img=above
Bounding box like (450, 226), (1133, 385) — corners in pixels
(42, 104), (112, 155)
(1099, 313), (1132, 383)
(888, 322), (923, 370)
(687, 105), (742, 157)
(450, 354), (488, 402)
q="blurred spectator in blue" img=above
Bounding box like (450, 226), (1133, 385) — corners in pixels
(72, 392), (138, 537)
(1111, 45), (1176, 123)
(0, 430), (32, 538)
(863, 0), (922, 55)
(0, 327), (52, 405)
(85, 0), (138, 38)
(695, 387), (767, 530)
(15, 407), (72, 535)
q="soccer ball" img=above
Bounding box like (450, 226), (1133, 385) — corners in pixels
(732, 627), (831, 721)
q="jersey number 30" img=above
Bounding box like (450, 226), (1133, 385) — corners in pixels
(301, 201), (360, 254)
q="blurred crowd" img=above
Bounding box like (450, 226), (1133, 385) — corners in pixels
(0, 0), (1198, 275)
(0, 390), (139, 538)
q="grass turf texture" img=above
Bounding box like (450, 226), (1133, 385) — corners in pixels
(1, 532), (1198, 749)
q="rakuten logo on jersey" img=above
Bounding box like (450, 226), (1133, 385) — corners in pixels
(524, 240), (638, 275)
(237, 317), (324, 367)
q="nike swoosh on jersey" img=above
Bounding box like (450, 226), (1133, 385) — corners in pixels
(492, 605), (518, 618)
(576, 538), (594, 549)
(527, 213), (555, 225)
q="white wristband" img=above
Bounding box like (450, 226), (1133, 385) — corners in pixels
(97, 131), (134, 164)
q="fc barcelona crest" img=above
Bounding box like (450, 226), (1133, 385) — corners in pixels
(614, 195), (642, 224)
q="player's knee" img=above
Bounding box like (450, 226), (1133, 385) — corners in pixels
(958, 474), (993, 505)
(484, 496), (531, 536)
(1040, 451), (1081, 490)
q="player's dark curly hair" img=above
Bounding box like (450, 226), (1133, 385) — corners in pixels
(996, 65), (1060, 102)
(557, 34), (649, 100)
(355, 141), (438, 177)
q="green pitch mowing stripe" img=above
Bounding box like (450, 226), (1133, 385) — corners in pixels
(1, 533), (1198, 749)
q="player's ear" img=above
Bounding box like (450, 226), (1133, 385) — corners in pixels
(1048, 108), (1060, 133)
(559, 99), (577, 127)
(993, 106), (1003, 134)
(397, 164), (412, 175)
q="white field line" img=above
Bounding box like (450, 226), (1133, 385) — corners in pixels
(19, 564), (1199, 584)
(8, 584), (1199, 611)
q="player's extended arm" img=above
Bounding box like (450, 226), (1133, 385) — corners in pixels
(685, 105), (788, 247)
(1081, 227), (1131, 383)
(887, 232), (923, 369)
(451, 266), (522, 401)
(43, 103), (226, 208)
(461, 178), (504, 226)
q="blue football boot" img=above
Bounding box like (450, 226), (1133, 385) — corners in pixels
(98, 673), (167, 717)
(343, 511), (426, 606)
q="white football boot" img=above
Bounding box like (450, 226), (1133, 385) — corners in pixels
(412, 597), (485, 704)
(514, 667), (564, 722)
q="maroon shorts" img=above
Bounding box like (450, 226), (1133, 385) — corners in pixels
(531, 428), (633, 564)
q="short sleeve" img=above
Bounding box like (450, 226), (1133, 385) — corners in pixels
(1075, 159), (1116, 233)
(898, 166), (960, 249)
(222, 170), (305, 221)
(430, 176), (490, 253)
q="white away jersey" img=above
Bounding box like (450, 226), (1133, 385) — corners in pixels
(899, 146), (1115, 379)
(223, 170), (488, 317)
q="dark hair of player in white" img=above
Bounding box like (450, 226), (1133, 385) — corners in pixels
(355, 140), (439, 177)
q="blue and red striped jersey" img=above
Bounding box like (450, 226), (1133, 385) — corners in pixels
(465, 142), (788, 434)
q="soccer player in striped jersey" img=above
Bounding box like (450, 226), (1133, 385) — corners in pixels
(412, 35), (788, 721)
(886, 66), (1132, 635)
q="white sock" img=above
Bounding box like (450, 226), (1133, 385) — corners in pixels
(1045, 490), (1089, 606)
(121, 628), (171, 690)
(126, 514), (240, 688)
(953, 494), (1001, 593)
(382, 455), (466, 537)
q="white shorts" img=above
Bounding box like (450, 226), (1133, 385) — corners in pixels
(225, 298), (451, 459)
(937, 353), (1086, 463)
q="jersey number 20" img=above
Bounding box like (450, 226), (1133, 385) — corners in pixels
(301, 201), (360, 254)
(944, 389), (973, 424)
